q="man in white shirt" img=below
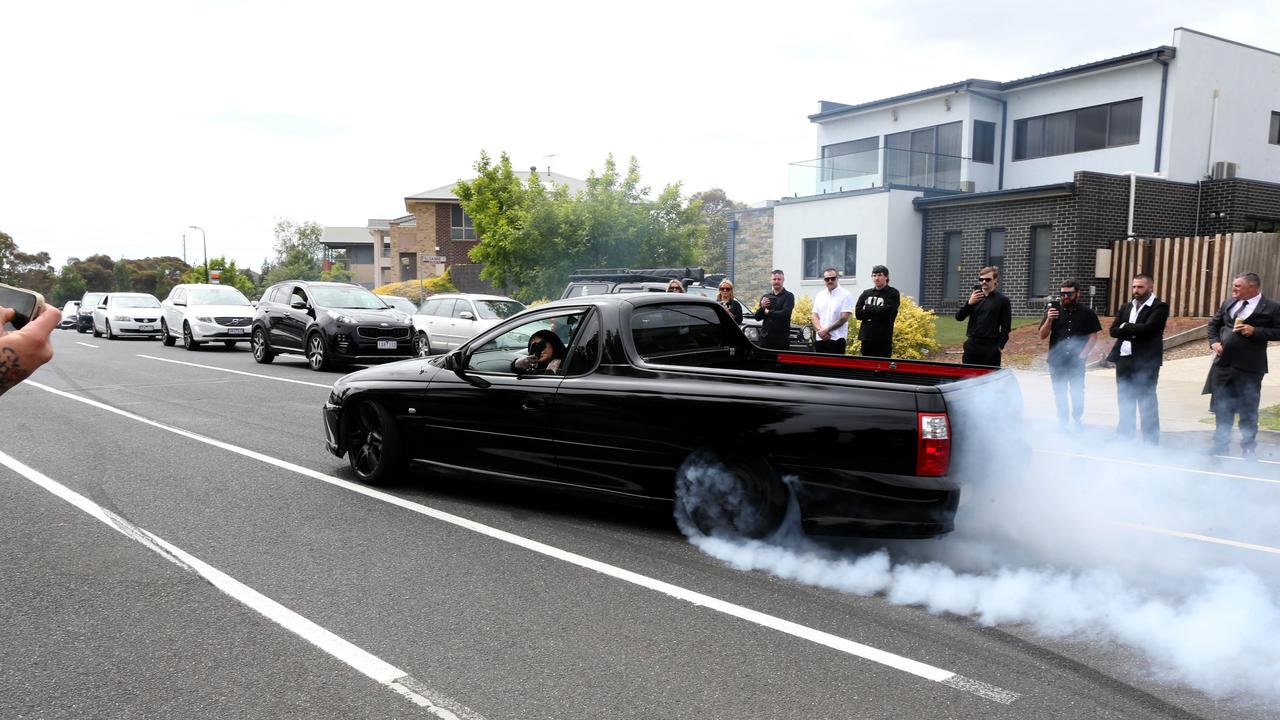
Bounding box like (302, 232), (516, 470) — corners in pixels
(811, 267), (855, 355)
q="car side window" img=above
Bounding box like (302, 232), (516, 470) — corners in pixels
(562, 312), (600, 376)
(420, 299), (440, 316)
(172, 288), (185, 304)
(435, 299), (456, 318)
(631, 304), (727, 357)
(452, 300), (472, 319)
(291, 287), (308, 307)
(466, 311), (585, 375)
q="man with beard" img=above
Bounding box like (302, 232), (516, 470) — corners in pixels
(1106, 273), (1169, 444)
(854, 265), (900, 358)
(1039, 279), (1101, 430)
(754, 269), (795, 350)
(1204, 272), (1280, 460)
(955, 266), (1011, 366)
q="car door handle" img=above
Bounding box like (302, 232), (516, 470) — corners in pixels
(521, 397), (546, 411)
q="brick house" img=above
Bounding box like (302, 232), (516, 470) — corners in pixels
(323, 171), (586, 292)
(731, 28), (1280, 315)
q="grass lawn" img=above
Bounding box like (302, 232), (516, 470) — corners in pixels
(933, 315), (1041, 347)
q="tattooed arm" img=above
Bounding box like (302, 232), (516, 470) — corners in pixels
(0, 304), (60, 397)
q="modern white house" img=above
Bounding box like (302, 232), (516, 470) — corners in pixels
(739, 27), (1280, 315)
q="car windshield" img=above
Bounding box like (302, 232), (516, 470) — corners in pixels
(113, 296), (161, 309)
(83, 293), (106, 306)
(189, 287), (251, 306)
(475, 300), (525, 319)
(381, 297), (417, 314)
(308, 287), (386, 309)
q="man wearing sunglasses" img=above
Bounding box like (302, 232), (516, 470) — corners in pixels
(811, 267), (854, 354)
(1039, 279), (1101, 430)
(955, 266), (1011, 366)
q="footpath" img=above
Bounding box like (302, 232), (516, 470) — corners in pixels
(1011, 344), (1280, 463)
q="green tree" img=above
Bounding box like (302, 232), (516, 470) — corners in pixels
(50, 266), (86, 306)
(74, 254), (116, 293)
(458, 151), (698, 302)
(0, 230), (55, 296)
(113, 260), (133, 291)
(688, 188), (746, 271)
(263, 219), (325, 285)
(182, 256), (257, 298)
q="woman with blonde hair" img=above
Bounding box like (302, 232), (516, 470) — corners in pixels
(717, 279), (743, 324)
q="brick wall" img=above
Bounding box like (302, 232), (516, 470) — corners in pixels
(729, 206), (775, 305)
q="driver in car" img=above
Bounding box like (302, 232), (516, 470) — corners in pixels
(512, 330), (566, 374)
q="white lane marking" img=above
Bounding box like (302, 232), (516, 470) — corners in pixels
(137, 354), (332, 389)
(23, 380), (1018, 704)
(1109, 521), (1280, 556)
(1035, 448), (1280, 484)
(75, 342), (99, 348)
(0, 449), (483, 720)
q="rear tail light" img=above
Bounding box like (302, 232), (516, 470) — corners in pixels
(917, 413), (950, 477)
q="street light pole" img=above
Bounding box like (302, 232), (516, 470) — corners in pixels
(188, 226), (207, 282)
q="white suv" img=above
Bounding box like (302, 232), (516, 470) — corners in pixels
(411, 293), (526, 355)
(160, 284), (256, 350)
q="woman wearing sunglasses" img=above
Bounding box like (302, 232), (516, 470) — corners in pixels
(717, 280), (743, 324)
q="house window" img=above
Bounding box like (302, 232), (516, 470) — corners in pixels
(1030, 226), (1053, 297)
(382, 239), (391, 258)
(1013, 99), (1142, 160)
(1270, 111), (1280, 145)
(821, 136), (879, 179)
(803, 235), (856, 279)
(972, 121), (995, 164)
(451, 205), (477, 241)
(1243, 217), (1279, 232)
(943, 231), (963, 300)
(985, 229), (1005, 273)
(886, 121), (962, 188)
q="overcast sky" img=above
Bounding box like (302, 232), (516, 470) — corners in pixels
(3, 0), (1277, 272)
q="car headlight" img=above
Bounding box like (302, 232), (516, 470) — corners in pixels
(196, 316), (213, 323)
(112, 314), (132, 321)
(327, 310), (355, 324)
(802, 326), (814, 341)
(743, 326), (760, 341)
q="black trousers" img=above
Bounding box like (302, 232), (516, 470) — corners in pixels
(761, 336), (789, 351)
(961, 338), (1002, 366)
(1115, 356), (1161, 444)
(1211, 367), (1264, 451)
(814, 338), (847, 355)
(860, 337), (892, 358)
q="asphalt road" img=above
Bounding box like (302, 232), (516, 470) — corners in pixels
(2, 329), (1277, 719)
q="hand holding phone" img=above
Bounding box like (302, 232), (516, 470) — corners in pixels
(0, 283), (46, 329)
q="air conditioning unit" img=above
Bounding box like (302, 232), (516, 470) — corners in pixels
(1211, 161), (1238, 180)
(958, 180), (976, 193)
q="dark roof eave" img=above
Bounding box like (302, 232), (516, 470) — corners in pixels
(912, 183), (1075, 209)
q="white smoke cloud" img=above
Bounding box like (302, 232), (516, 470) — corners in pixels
(675, 376), (1280, 704)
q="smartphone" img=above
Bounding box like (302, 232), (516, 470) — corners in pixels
(0, 283), (45, 329)
(972, 283), (983, 292)
(1048, 301), (1062, 312)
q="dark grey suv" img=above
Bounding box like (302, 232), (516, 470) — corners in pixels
(251, 281), (414, 371)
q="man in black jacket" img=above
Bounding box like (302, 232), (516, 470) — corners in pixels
(1107, 273), (1169, 445)
(754, 269), (794, 350)
(955, 266), (1011, 366)
(855, 265), (900, 358)
(1204, 272), (1279, 460)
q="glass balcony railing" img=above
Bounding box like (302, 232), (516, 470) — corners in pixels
(788, 147), (967, 198)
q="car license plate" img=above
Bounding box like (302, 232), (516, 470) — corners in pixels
(377, 339), (396, 350)
(140, 324), (153, 331)
(228, 328), (245, 334)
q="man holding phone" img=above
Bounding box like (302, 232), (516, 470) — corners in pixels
(1039, 279), (1101, 430)
(1, 299), (60, 397)
(754, 269), (795, 350)
(954, 266), (1011, 366)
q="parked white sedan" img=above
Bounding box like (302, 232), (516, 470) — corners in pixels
(411, 293), (526, 355)
(92, 293), (163, 340)
(160, 283), (256, 350)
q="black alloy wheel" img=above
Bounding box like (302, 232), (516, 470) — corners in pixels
(346, 400), (402, 485)
(306, 332), (329, 371)
(674, 451), (788, 540)
(415, 331), (432, 357)
(251, 327), (275, 364)
(182, 323), (202, 350)
(160, 319), (176, 346)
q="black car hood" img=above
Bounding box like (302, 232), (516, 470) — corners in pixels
(334, 308), (411, 325)
(338, 356), (443, 385)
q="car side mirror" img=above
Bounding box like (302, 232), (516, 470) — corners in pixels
(458, 311), (474, 320)
(291, 299), (307, 310)
(97, 304), (107, 310)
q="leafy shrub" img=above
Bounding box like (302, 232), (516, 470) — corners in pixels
(791, 294), (813, 327)
(372, 272), (457, 303)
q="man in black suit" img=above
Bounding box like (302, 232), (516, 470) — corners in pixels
(1204, 272), (1280, 460)
(1107, 273), (1169, 444)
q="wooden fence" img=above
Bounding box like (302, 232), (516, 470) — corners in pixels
(1109, 232), (1279, 317)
